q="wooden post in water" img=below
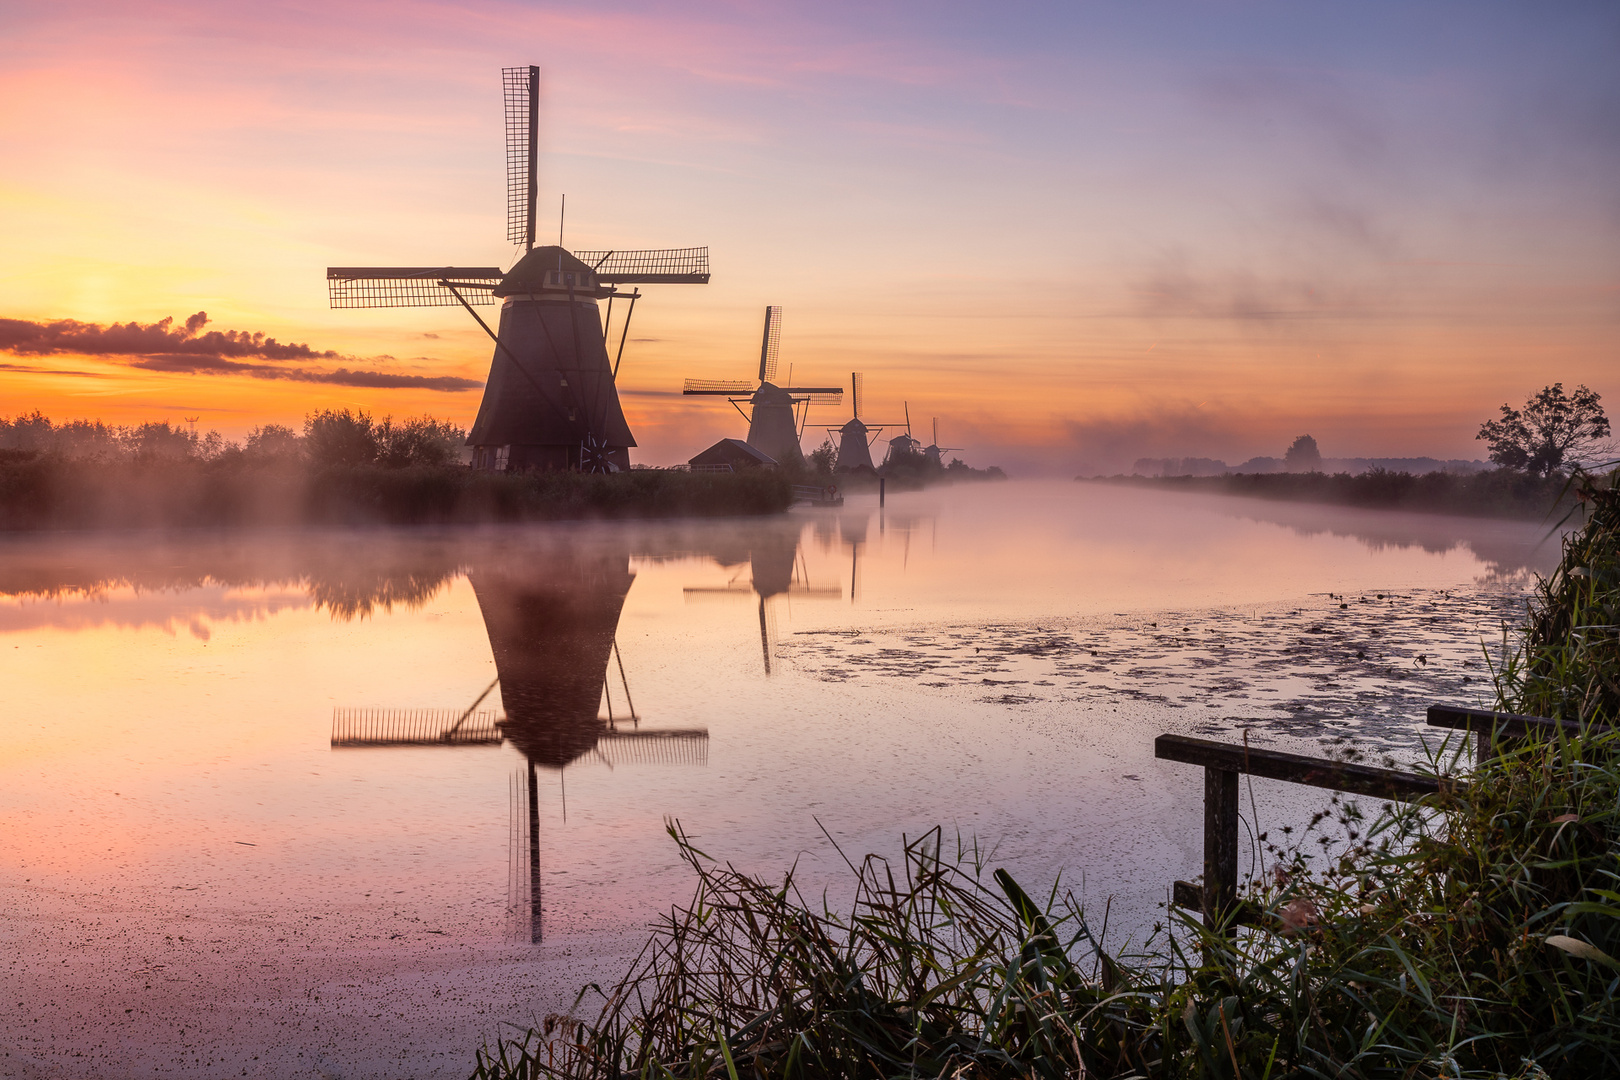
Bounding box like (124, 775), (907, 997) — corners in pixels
(879, 477), (886, 506)
(527, 760), (542, 944)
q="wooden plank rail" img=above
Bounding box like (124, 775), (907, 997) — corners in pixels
(1159, 703), (1573, 931)
(1425, 705), (1598, 765)
(1154, 734), (1445, 929)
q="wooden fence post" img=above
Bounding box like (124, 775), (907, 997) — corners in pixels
(1203, 766), (1240, 929)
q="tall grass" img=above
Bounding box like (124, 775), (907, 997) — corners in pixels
(477, 471), (1620, 1079)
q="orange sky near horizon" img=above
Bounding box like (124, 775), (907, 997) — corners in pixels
(2, 1), (1616, 474)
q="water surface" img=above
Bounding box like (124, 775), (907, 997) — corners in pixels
(0, 480), (1560, 1078)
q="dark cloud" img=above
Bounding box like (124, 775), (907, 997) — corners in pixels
(128, 354), (480, 390)
(1, 313), (480, 392)
(0, 361), (110, 378)
(0, 312), (338, 362)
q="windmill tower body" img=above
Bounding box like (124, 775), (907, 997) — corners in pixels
(468, 248), (634, 472)
(836, 419), (875, 471)
(884, 433), (922, 464)
(745, 384), (805, 465)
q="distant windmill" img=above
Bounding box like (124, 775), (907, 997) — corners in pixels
(325, 65), (710, 473)
(882, 403), (924, 466)
(922, 418), (963, 468)
(683, 306), (841, 465)
(831, 373), (879, 472)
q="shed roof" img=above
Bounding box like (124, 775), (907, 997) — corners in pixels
(690, 438), (777, 468)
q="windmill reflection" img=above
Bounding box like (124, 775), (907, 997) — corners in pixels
(684, 523), (839, 674)
(329, 544), (706, 944)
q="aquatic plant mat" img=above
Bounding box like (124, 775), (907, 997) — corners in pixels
(782, 585), (1528, 759)
(477, 472), (1619, 1079)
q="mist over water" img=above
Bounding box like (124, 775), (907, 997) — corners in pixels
(0, 480), (1562, 1078)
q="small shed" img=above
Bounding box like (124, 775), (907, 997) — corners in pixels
(689, 438), (777, 473)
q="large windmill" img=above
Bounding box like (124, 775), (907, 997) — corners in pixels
(682, 306), (841, 465)
(325, 65), (710, 473)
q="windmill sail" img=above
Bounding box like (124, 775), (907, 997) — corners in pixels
(572, 248), (710, 284)
(758, 305), (782, 383)
(326, 268), (503, 309)
(503, 65), (539, 249)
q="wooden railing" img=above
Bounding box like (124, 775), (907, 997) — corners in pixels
(1156, 704), (1585, 929)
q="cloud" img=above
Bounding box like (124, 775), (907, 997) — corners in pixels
(1129, 261), (1347, 322)
(0, 313), (480, 391)
(0, 312), (338, 361)
(0, 361), (110, 378)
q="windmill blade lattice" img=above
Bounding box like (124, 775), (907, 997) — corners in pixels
(326, 268), (503, 309)
(503, 65), (539, 249)
(758, 305), (782, 383)
(572, 248), (710, 285)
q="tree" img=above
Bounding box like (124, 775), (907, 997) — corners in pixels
(808, 437), (837, 477)
(1285, 434), (1322, 472)
(304, 408), (379, 466)
(244, 423), (303, 460)
(1477, 383), (1611, 476)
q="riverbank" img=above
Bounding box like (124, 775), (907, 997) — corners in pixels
(0, 456), (793, 530)
(1085, 467), (1572, 520)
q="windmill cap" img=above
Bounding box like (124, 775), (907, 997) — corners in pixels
(496, 245), (599, 296)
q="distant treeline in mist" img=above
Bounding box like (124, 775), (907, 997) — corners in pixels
(1093, 467), (1573, 520)
(1129, 454), (1490, 477)
(0, 410), (792, 530)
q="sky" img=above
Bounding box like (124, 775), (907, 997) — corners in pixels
(0, 0), (1616, 474)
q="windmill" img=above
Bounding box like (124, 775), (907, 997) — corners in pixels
(682, 306), (841, 465)
(882, 403), (924, 466)
(922, 418), (963, 468)
(830, 372), (879, 472)
(329, 546), (707, 944)
(325, 65), (710, 473)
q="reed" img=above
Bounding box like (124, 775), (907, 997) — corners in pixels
(476, 471), (1620, 1079)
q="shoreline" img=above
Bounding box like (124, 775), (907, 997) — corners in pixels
(1082, 468), (1574, 521)
(0, 459), (796, 532)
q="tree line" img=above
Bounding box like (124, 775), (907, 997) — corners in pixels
(0, 408), (466, 469)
